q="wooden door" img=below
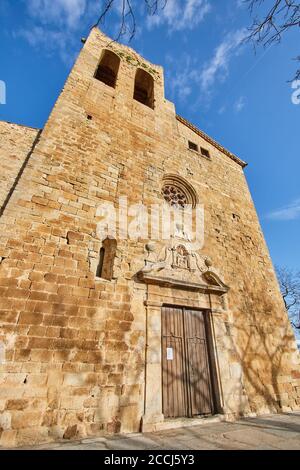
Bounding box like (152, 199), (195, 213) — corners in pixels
(162, 306), (215, 419)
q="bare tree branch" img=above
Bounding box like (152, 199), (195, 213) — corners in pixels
(93, 0), (167, 42)
(244, 0), (300, 80)
(91, 1), (300, 79)
(276, 266), (300, 330)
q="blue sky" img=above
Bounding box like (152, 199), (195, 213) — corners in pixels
(0, 0), (299, 276)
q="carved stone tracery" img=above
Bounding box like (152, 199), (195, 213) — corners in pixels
(162, 185), (188, 208)
(161, 175), (198, 209)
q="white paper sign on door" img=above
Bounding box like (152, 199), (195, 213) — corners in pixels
(167, 347), (174, 361)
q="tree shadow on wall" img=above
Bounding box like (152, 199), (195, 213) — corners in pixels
(224, 285), (300, 417)
(160, 287), (300, 426)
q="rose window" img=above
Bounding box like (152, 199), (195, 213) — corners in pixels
(161, 175), (198, 209)
(162, 185), (188, 208)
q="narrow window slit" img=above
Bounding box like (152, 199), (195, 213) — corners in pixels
(96, 247), (105, 278)
(96, 238), (117, 281)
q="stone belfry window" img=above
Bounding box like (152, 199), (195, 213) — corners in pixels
(95, 50), (120, 88)
(162, 175), (198, 209)
(134, 68), (154, 109)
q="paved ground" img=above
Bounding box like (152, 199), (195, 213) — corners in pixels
(8, 413), (300, 450)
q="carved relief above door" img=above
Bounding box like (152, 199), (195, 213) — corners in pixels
(137, 239), (229, 295)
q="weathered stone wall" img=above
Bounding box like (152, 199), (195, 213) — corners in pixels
(0, 122), (40, 213)
(0, 28), (299, 447)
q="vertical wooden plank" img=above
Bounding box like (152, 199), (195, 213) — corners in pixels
(183, 307), (191, 417)
(171, 307), (175, 417)
(180, 307), (187, 417)
(162, 306), (166, 417)
(162, 306), (186, 419)
(185, 309), (214, 416)
(174, 307), (178, 418)
(205, 311), (221, 413)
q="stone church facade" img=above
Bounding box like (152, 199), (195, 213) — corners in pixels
(0, 28), (299, 447)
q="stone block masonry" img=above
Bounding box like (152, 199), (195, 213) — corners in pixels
(0, 122), (40, 215)
(0, 27), (299, 447)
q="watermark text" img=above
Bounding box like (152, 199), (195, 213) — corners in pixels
(291, 80), (300, 105)
(0, 80), (6, 105)
(95, 197), (205, 250)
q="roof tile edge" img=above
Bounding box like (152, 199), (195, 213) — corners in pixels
(0, 120), (42, 131)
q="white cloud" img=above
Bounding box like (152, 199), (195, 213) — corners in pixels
(167, 55), (196, 102)
(16, 26), (64, 48)
(166, 53), (203, 104)
(267, 198), (300, 221)
(14, 26), (73, 63)
(14, 0), (98, 63)
(165, 28), (247, 106)
(218, 105), (226, 115)
(148, 0), (211, 31)
(234, 96), (246, 112)
(173, 81), (193, 101)
(200, 28), (247, 93)
(16, 0), (141, 61)
(26, 0), (87, 29)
